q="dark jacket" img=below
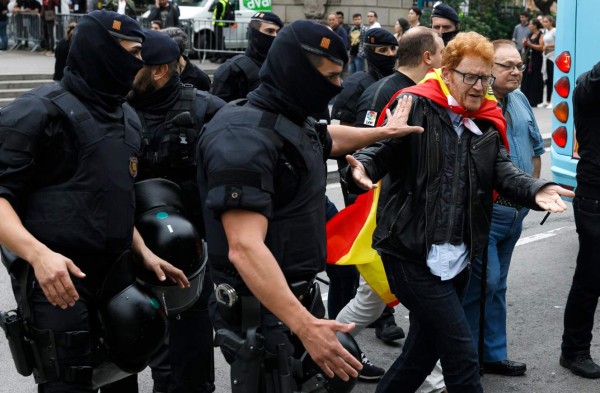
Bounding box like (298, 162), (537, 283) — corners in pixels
(574, 61), (600, 198)
(344, 94), (550, 262)
(180, 55), (211, 91)
(148, 1), (179, 28)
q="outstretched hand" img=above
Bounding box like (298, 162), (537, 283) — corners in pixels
(382, 95), (424, 138)
(535, 185), (576, 212)
(346, 155), (377, 191)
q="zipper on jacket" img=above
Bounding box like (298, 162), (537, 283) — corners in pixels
(446, 134), (462, 241)
(471, 130), (497, 150)
(385, 192), (412, 238)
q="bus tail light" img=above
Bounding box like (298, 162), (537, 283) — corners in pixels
(552, 126), (568, 148)
(554, 77), (570, 98)
(556, 51), (571, 73)
(553, 102), (569, 123)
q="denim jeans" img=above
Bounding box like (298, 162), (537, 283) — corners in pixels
(376, 254), (482, 393)
(349, 55), (364, 74)
(462, 203), (529, 362)
(562, 196), (600, 358)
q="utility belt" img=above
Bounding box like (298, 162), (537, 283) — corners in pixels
(215, 278), (325, 331)
(0, 308), (92, 384)
(494, 195), (523, 210)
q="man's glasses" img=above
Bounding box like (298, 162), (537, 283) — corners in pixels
(494, 62), (526, 72)
(451, 69), (495, 87)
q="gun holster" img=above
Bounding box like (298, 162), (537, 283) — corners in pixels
(215, 327), (265, 393)
(0, 309), (34, 376)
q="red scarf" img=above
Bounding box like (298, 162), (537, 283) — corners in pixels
(377, 69), (509, 149)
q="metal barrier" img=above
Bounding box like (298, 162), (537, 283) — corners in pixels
(140, 18), (249, 61)
(54, 13), (86, 42)
(188, 19), (249, 61)
(10, 12), (42, 51)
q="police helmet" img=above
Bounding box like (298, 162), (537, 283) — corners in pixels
(98, 283), (168, 372)
(134, 178), (207, 314)
(302, 332), (361, 393)
(92, 252), (168, 388)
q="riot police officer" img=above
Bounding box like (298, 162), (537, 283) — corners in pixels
(210, 11), (283, 102)
(0, 11), (187, 393)
(127, 29), (226, 393)
(197, 18), (426, 392)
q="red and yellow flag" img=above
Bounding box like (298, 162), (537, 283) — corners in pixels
(326, 185), (399, 307)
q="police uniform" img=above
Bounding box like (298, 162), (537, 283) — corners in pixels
(0, 11), (147, 393)
(354, 70), (416, 128)
(210, 12), (283, 102)
(197, 20), (348, 390)
(128, 30), (226, 393)
(331, 28), (397, 126)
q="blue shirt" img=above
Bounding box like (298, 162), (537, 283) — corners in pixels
(502, 89), (545, 175)
(426, 110), (470, 281)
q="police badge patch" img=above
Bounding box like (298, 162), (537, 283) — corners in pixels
(129, 157), (138, 178)
(364, 110), (378, 126)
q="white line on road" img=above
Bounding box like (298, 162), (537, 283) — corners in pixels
(516, 226), (575, 247)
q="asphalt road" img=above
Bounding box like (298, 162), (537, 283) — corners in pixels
(1, 112), (598, 392)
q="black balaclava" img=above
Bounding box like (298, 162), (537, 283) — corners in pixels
(65, 10), (144, 104)
(248, 19), (348, 124)
(442, 29), (459, 45)
(363, 28), (398, 80)
(245, 12), (284, 63)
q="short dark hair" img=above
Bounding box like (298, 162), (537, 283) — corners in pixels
(409, 6), (422, 17)
(368, 10), (377, 18)
(530, 18), (543, 30)
(519, 11), (529, 18)
(161, 26), (188, 55)
(335, 11), (344, 18)
(352, 13), (361, 19)
(397, 27), (440, 67)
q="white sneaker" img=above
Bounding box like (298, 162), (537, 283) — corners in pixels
(546, 103), (553, 109)
(536, 103), (547, 108)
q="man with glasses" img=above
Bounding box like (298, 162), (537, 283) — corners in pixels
(366, 10), (380, 29)
(343, 32), (574, 392)
(462, 39), (544, 378)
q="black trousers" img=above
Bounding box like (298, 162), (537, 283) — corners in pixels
(562, 196), (600, 358)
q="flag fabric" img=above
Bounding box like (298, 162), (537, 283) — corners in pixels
(326, 184), (400, 307)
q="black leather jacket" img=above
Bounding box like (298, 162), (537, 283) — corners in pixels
(344, 95), (551, 261)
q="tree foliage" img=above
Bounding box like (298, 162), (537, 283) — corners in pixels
(422, 0), (556, 41)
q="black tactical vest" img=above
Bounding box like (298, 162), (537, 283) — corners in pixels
(22, 87), (142, 254)
(203, 101), (328, 284)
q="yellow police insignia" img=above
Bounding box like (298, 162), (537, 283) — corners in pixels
(320, 37), (331, 49)
(112, 20), (122, 31)
(129, 157), (138, 178)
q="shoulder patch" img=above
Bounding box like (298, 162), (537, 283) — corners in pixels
(364, 110), (378, 126)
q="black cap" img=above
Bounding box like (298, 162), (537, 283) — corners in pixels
(88, 10), (144, 43)
(363, 28), (398, 47)
(142, 29), (180, 65)
(251, 11), (284, 29)
(290, 19), (348, 66)
(431, 3), (460, 25)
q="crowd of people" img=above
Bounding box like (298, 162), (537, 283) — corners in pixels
(1, 2), (597, 393)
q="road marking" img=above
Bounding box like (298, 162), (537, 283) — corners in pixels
(515, 226), (575, 247)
